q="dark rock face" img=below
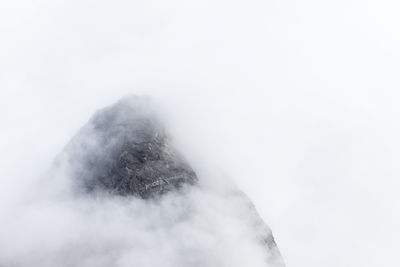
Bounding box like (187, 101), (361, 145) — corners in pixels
(61, 97), (197, 198)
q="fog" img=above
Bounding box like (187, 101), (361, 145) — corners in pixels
(1, 0), (400, 266)
(0, 173), (275, 266)
(0, 98), (284, 267)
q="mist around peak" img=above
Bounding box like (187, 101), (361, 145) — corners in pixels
(0, 97), (284, 267)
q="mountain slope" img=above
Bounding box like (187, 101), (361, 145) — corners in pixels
(50, 96), (285, 267)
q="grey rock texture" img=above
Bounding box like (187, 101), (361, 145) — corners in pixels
(61, 97), (197, 198)
(58, 96), (285, 266)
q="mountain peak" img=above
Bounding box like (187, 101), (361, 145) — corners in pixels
(62, 96), (198, 198)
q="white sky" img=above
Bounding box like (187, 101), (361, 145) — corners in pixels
(1, 0), (400, 266)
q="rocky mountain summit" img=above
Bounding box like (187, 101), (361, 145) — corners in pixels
(57, 96), (285, 266)
(61, 97), (197, 198)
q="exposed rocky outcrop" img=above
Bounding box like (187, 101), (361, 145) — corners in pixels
(60, 97), (197, 198)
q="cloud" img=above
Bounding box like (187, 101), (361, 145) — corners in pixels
(0, 171), (276, 267)
(1, 0), (400, 266)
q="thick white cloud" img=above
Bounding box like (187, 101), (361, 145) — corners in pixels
(0, 182), (275, 267)
(1, 0), (400, 266)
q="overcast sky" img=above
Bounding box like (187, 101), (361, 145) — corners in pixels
(1, 0), (400, 266)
